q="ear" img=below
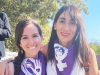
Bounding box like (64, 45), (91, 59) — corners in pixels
(54, 23), (57, 30)
(20, 43), (22, 47)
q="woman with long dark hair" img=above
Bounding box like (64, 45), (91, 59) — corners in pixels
(8, 19), (46, 75)
(45, 5), (99, 75)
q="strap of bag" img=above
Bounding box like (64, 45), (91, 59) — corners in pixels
(83, 52), (90, 75)
(84, 61), (89, 75)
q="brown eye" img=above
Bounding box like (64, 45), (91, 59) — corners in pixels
(33, 35), (38, 37)
(60, 21), (64, 23)
(70, 21), (76, 25)
(23, 37), (28, 39)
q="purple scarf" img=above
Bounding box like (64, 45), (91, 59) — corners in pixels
(19, 52), (46, 75)
(54, 39), (75, 75)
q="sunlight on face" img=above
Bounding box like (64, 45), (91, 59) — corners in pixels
(54, 10), (77, 48)
(20, 24), (43, 58)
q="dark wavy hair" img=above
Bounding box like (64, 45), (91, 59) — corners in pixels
(48, 5), (90, 67)
(14, 19), (42, 75)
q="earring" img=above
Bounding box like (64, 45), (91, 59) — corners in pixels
(21, 49), (23, 54)
(75, 32), (79, 41)
(20, 47), (23, 54)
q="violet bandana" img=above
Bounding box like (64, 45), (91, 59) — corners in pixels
(54, 39), (75, 75)
(19, 52), (46, 75)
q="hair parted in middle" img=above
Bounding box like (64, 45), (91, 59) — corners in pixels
(48, 5), (90, 67)
(14, 19), (42, 75)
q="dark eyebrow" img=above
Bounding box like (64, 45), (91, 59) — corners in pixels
(22, 35), (27, 37)
(59, 18), (66, 20)
(22, 33), (39, 37)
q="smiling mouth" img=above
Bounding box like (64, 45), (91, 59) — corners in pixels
(28, 46), (37, 50)
(61, 32), (70, 37)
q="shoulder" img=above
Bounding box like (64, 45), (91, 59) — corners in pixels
(8, 62), (14, 75)
(88, 48), (99, 75)
(0, 12), (6, 17)
(89, 48), (97, 62)
(89, 48), (97, 64)
(42, 44), (48, 51)
(0, 12), (7, 21)
(89, 48), (95, 55)
(89, 48), (94, 57)
(41, 44), (48, 60)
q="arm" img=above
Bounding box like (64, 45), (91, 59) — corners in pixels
(0, 58), (12, 75)
(0, 56), (16, 75)
(89, 49), (99, 75)
(41, 43), (48, 60)
(0, 12), (11, 38)
(8, 62), (14, 75)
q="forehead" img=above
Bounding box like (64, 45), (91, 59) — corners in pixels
(22, 24), (38, 35)
(59, 10), (71, 19)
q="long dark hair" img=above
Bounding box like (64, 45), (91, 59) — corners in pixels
(14, 19), (42, 75)
(48, 5), (90, 67)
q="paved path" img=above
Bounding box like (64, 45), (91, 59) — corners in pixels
(0, 51), (18, 62)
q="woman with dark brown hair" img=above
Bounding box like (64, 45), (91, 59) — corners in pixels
(6, 19), (46, 75)
(44, 5), (99, 75)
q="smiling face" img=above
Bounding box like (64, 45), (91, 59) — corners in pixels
(20, 24), (43, 58)
(54, 10), (77, 48)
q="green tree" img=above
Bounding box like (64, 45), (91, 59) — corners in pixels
(41, 25), (52, 44)
(0, 0), (88, 51)
(90, 42), (100, 54)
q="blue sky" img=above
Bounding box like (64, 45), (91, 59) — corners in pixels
(83, 0), (100, 43)
(49, 0), (100, 43)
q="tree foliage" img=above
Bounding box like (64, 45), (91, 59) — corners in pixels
(0, 0), (88, 51)
(90, 42), (100, 54)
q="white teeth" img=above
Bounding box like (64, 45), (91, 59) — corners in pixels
(29, 46), (36, 49)
(62, 33), (67, 35)
(62, 32), (69, 35)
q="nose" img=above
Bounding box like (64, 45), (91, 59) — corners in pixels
(29, 38), (34, 45)
(64, 23), (69, 31)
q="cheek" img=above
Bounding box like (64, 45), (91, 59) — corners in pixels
(20, 40), (27, 48)
(36, 38), (42, 45)
(56, 23), (63, 30)
(72, 26), (77, 34)
(58, 24), (63, 29)
(38, 40), (42, 46)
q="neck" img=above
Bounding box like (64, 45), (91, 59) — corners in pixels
(25, 53), (38, 58)
(59, 40), (73, 48)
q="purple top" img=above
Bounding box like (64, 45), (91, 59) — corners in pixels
(54, 39), (75, 75)
(19, 52), (46, 75)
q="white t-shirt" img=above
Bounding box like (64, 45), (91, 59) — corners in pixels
(46, 60), (85, 75)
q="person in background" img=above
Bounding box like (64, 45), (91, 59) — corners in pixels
(0, 12), (11, 59)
